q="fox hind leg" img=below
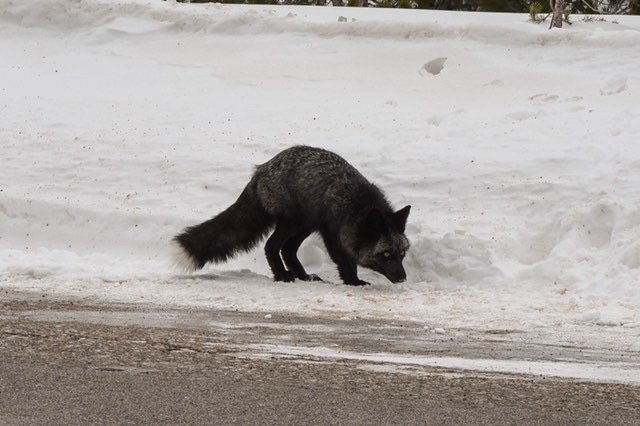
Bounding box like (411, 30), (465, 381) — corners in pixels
(281, 229), (323, 282)
(264, 222), (297, 282)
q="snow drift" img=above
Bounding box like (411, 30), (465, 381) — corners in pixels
(1, 0), (639, 346)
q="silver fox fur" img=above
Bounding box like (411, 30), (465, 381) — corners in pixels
(173, 146), (410, 286)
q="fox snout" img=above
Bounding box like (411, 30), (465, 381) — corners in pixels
(392, 275), (406, 284)
(378, 262), (407, 284)
(386, 268), (407, 284)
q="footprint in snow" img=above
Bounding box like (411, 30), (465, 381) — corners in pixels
(600, 76), (627, 96)
(419, 57), (447, 76)
(484, 79), (504, 87)
(529, 93), (559, 104)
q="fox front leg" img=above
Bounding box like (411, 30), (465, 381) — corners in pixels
(320, 231), (370, 286)
(340, 264), (370, 286)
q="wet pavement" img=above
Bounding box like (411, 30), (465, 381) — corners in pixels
(1, 290), (640, 424)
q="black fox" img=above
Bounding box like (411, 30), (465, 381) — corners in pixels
(172, 146), (410, 286)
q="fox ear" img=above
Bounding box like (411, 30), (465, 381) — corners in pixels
(393, 205), (411, 232)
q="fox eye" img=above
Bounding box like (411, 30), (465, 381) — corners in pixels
(383, 251), (391, 258)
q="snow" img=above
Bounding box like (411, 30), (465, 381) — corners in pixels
(242, 344), (640, 386)
(1, 0), (640, 350)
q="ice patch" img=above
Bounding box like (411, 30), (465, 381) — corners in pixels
(246, 344), (640, 386)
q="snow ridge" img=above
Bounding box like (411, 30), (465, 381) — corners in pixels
(3, 0), (640, 48)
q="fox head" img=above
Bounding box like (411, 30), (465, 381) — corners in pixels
(357, 205), (411, 283)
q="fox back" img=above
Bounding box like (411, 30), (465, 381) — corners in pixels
(254, 146), (385, 220)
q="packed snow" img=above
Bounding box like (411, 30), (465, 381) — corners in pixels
(1, 0), (640, 349)
(244, 344), (640, 386)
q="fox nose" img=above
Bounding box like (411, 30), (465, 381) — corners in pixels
(391, 273), (406, 283)
(384, 265), (406, 284)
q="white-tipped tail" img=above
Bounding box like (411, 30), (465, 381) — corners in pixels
(170, 240), (198, 273)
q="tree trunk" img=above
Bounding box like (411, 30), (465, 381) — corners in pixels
(549, 0), (564, 29)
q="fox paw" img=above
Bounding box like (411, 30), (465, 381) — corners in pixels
(345, 279), (370, 286)
(301, 273), (323, 282)
(274, 271), (295, 283)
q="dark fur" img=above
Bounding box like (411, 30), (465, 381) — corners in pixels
(173, 179), (273, 269)
(173, 146), (410, 285)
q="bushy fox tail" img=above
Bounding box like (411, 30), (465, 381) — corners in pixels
(172, 178), (273, 272)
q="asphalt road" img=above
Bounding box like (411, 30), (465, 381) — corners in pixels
(1, 292), (639, 425)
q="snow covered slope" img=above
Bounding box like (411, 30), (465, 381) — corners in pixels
(1, 0), (639, 347)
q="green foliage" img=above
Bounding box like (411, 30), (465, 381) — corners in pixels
(372, 0), (415, 7)
(569, 0), (635, 14)
(528, 1), (546, 21)
(176, 0), (281, 3)
(470, 0), (529, 11)
(528, 1), (573, 25)
(413, 0), (437, 7)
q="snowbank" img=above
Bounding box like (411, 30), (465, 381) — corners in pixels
(1, 0), (639, 346)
